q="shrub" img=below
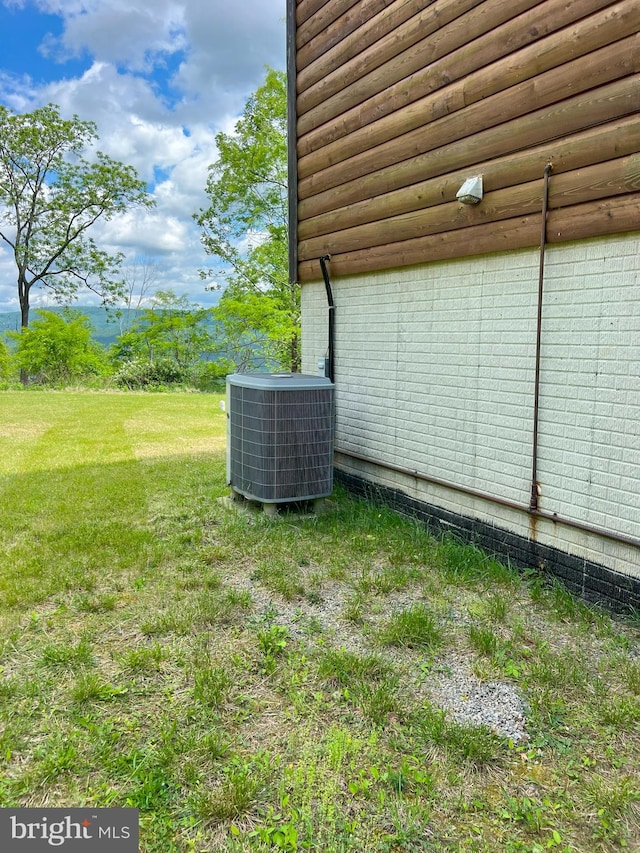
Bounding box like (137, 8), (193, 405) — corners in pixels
(112, 357), (188, 389)
(0, 337), (12, 384)
(8, 310), (109, 385)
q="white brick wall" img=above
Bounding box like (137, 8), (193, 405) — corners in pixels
(301, 234), (640, 580)
(539, 238), (640, 540)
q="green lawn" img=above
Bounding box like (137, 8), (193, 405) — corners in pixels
(0, 391), (639, 852)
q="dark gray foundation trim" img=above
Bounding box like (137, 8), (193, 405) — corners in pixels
(336, 469), (640, 614)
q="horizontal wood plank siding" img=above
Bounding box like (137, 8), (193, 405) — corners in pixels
(297, 0), (424, 82)
(293, 0), (640, 281)
(297, 0), (362, 49)
(297, 0), (394, 72)
(297, 0), (637, 158)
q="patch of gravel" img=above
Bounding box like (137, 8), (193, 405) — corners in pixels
(426, 653), (528, 742)
(223, 556), (530, 742)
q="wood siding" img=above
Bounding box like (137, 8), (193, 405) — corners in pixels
(291, 0), (640, 281)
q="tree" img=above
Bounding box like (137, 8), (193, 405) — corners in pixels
(195, 68), (299, 371)
(112, 289), (213, 371)
(7, 309), (108, 385)
(117, 255), (161, 335)
(212, 291), (294, 373)
(0, 337), (11, 383)
(0, 103), (153, 330)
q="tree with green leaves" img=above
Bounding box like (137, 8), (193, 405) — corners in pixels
(195, 68), (298, 372)
(112, 289), (213, 369)
(0, 103), (153, 330)
(8, 309), (108, 385)
(0, 337), (11, 383)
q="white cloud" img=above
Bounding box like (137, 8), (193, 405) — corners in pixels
(100, 209), (189, 254)
(0, 0), (285, 313)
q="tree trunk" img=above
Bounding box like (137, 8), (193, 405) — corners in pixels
(18, 278), (30, 385)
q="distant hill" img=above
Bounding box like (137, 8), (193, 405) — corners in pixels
(0, 305), (216, 348)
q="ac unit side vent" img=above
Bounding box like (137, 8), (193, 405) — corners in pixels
(227, 373), (335, 503)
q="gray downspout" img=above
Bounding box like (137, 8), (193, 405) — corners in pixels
(286, 0), (298, 289)
(319, 255), (335, 383)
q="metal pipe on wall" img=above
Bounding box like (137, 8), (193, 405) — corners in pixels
(325, 163), (638, 554)
(335, 447), (640, 551)
(530, 162), (553, 512)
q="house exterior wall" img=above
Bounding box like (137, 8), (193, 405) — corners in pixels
(291, 0), (640, 283)
(301, 234), (640, 601)
(292, 0), (640, 606)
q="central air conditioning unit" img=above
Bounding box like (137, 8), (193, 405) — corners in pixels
(226, 373), (335, 506)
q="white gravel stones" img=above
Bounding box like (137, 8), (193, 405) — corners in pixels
(426, 655), (528, 742)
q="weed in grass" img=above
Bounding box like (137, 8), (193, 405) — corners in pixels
(203, 572), (223, 590)
(190, 757), (266, 823)
(0, 720), (27, 761)
(317, 648), (391, 687)
(253, 561), (305, 601)
(196, 588), (252, 626)
(436, 537), (515, 588)
(32, 733), (81, 783)
(71, 672), (128, 703)
(83, 718), (123, 766)
(179, 574), (206, 591)
(247, 806), (300, 852)
(359, 565), (416, 595)
(545, 579), (604, 626)
(122, 759), (176, 811)
(527, 576), (607, 629)
(40, 637), (94, 668)
(597, 695), (640, 728)
(257, 624), (290, 673)
(0, 675), (19, 701)
(223, 588), (252, 610)
(383, 757), (435, 797)
(497, 793), (563, 835)
(415, 703), (507, 766)
(119, 643), (165, 673)
(625, 659), (640, 695)
(467, 627), (523, 680)
(377, 603), (444, 651)
(140, 610), (192, 636)
(326, 560), (347, 581)
(304, 589), (323, 606)
(524, 646), (590, 689)
(201, 730), (232, 761)
(304, 615), (324, 636)
(584, 775), (640, 845)
(193, 665), (232, 708)
(469, 624), (499, 657)
(484, 593), (509, 623)
(203, 544), (235, 565)
(317, 649), (399, 724)
(352, 675), (400, 726)
(74, 592), (117, 613)
(342, 592), (367, 625)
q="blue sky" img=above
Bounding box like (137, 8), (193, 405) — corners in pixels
(0, 0), (286, 312)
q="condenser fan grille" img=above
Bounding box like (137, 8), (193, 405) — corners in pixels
(227, 374), (334, 503)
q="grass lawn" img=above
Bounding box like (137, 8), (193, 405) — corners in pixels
(0, 390), (639, 852)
